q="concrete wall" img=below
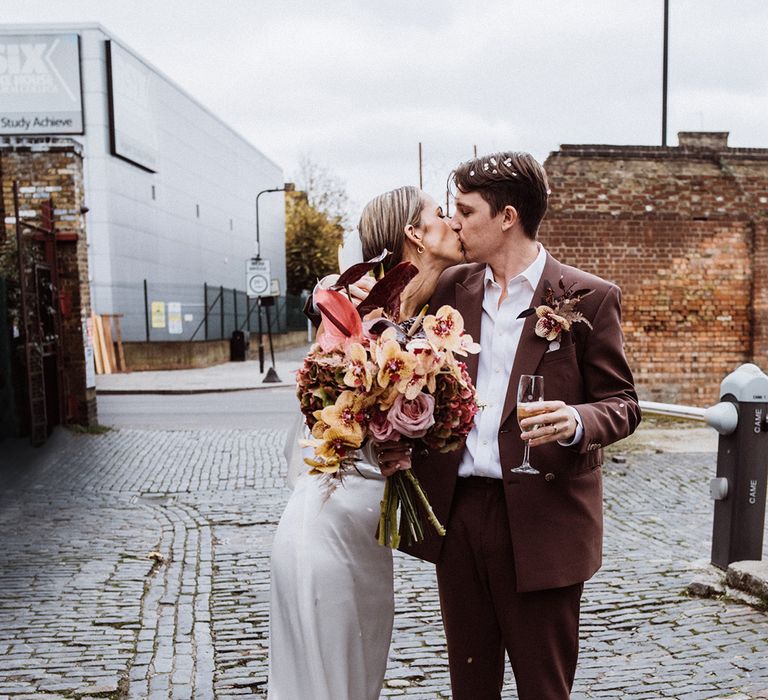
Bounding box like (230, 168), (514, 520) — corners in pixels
(123, 331), (307, 371)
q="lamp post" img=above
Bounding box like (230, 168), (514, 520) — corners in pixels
(255, 182), (295, 259)
(253, 182), (295, 383)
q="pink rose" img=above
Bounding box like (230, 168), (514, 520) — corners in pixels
(368, 409), (399, 442)
(387, 392), (435, 438)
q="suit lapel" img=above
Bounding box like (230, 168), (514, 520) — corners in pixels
(500, 253), (563, 426)
(454, 267), (485, 384)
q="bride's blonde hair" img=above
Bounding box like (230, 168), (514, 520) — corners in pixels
(358, 186), (423, 271)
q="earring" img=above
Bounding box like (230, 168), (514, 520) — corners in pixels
(417, 245), (425, 254)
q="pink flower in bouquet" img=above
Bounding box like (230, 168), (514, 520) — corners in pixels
(368, 408), (399, 442)
(387, 392), (435, 439)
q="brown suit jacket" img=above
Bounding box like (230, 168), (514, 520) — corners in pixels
(402, 252), (641, 592)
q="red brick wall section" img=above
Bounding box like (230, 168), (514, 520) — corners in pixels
(1, 139), (96, 426)
(541, 137), (768, 406)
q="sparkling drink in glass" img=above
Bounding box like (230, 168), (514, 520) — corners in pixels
(512, 374), (545, 474)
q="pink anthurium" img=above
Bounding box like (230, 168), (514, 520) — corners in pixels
(314, 288), (363, 352)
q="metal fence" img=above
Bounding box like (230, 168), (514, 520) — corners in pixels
(91, 280), (309, 343)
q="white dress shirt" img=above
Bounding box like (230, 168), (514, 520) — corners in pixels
(458, 245), (582, 479)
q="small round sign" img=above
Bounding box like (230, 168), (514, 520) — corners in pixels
(248, 274), (269, 295)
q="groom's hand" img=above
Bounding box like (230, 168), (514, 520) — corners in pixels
(519, 400), (577, 446)
(374, 441), (412, 477)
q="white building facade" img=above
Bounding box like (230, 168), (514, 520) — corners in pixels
(0, 23), (286, 341)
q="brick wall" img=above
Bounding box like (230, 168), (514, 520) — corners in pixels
(1, 139), (96, 428)
(540, 133), (768, 406)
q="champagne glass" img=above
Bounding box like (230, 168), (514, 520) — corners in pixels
(512, 374), (545, 474)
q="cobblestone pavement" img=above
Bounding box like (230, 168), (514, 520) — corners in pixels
(1, 426), (767, 699)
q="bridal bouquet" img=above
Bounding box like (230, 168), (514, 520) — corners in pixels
(296, 252), (480, 547)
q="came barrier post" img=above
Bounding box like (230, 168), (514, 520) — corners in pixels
(705, 364), (768, 569)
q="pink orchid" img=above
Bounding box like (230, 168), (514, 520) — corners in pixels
(314, 288), (363, 353)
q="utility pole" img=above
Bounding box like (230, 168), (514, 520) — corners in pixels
(662, 0), (669, 146)
(418, 142), (423, 189)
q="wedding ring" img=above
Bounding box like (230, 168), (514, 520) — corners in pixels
(552, 425), (558, 435)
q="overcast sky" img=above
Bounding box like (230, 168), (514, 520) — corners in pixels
(4, 1), (767, 223)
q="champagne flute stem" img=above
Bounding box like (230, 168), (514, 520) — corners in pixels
(522, 441), (531, 468)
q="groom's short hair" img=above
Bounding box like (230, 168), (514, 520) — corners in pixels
(451, 151), (549, 239)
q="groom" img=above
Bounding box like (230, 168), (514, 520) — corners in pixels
(387, 151), (640, 699)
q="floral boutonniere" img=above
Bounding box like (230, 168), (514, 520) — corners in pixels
(517, 277), (594, 342)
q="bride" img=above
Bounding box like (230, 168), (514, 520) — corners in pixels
(268, 185), (463, 700)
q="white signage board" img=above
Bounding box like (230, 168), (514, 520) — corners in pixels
(106, 40), (158, 172)
(0, 33), (84, 135)
(246, 258), (271, 298)
(167, 302), (183, 335)
(83, 313), (96, 388)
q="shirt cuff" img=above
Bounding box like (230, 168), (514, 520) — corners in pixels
(557, 406), (583, 446)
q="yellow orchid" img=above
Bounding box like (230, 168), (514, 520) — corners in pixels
(406, 338), (442, 395)
(342, 342), (374, 392)
(375, 328), (417, 392)
(535, 305), (571, 341)
(373, 385), (400, 411)
(423, 306), (480, 357)
(423, 305), (465, 353)
(318, 390), (365, 446)
(299, 436), (344, 474)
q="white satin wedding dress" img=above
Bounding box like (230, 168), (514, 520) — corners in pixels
(268, 434), (394, 700)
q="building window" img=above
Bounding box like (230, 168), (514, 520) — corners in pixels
(151, 185), (156, 200)
(196, 204), (200, 218)
(229, 218), (233, 230)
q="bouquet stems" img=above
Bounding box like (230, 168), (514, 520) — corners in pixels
(377, 470), (445, 549)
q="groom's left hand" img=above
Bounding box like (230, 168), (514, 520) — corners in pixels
(519, 401), (577, 446)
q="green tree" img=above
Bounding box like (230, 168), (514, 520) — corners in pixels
(285, 159), (348, 296)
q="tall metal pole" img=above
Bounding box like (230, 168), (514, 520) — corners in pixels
(662, 0), (669, 146)
(255, 183), (295, 259)
(257, 297), (264, 373)
(255, 192), (263, 259)
(143, 279), (150, 342)
(219, 285), (224, 339)
(418, 142), (423, 189)
(203, 282), (208, 340)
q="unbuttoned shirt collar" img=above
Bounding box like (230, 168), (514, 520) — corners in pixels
(457, 243), (547, 479)
(482, 242), (547, 301)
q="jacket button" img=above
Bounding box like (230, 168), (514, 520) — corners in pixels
(544, 472), (555, 482)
